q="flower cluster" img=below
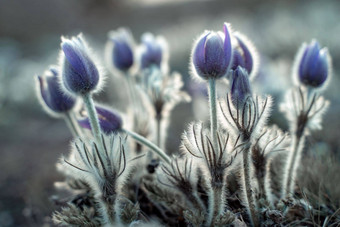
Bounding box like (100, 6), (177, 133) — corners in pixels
(35, 22), (338, 227)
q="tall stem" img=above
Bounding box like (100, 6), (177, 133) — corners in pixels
(82, 93), (102, 146)
(121, 128), (171, 164)
(242, 143), (259, 227)
(207, 184), (224, 226)
(63, 112), (78, 137)
(156, 114), (162, 147)
(208, 78), (218, 149)
(282, 133), (305, 198)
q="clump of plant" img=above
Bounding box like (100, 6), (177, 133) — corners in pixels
(35, 23), (339, 226)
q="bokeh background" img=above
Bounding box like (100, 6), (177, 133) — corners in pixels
(0, 0), (339, 226)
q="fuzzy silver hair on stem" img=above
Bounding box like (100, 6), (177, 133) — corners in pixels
(281, 87), (329, 199)
(63, 134), (131, 225)
(35, 23), (338, 226)
(218, 84), (272, 227)
(181, 122), (241, 226)
(252, 126), (290, 206)
(158, 157), (206, 215)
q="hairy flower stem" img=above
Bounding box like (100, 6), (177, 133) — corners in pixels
(242, 142), (259, 227)
(82, 93), (103, 147)
(64, 112), (79, 137)
(208, 79), (218, 148)
(126, 74), (139, 111)
(264, 160), (274, 207)
(156, 114), (162, 147)
(282, 130), (306, 198)
(207, 184), (225, 226)
(99, 199), (116, 226)
(121, 128), (171, 164)
(187, 192), (206, 213)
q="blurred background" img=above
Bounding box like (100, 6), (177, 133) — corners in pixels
(0, 0), (339, 226)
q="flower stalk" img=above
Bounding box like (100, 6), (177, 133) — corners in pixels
(82, 93), (103, 146)
(121, 128), (171, 164)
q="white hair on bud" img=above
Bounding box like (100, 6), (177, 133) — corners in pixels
(233, 31), (260, 81)
(58, 33), (107, 97)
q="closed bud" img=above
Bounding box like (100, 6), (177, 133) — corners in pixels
(231, 32), (259, 80)
(139, 33), (166, 70)
(191, 23), (233, 80)
(78, 105), (122, 134)
(231, 66), (252, 107)
(36, 66), (76, 116)
(107, 28), (134, 72)
(296, 40), (331, 88)
(60, 34), (101, 95)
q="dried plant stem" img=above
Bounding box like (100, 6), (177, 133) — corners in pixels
(242, 142), (259, 227)
(282, 132), (305, 198)
(121, 128), (171, 164)
(208, 79), (218, 148)
(82, 93), (103, 147)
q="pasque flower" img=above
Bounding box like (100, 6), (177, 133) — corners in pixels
(107, 28), (134, 72)
(60, 34), (101, 95)
(140, 33), (165, 69)
(231, 66), (252, 106)
(231, 33), (258, 79)
(37, 67), (76, 115)
(296, 40), (330, 88)
(191, 23), (233, 80)
(78, 105), (123, 134)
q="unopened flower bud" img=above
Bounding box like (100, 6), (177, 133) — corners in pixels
(107, 28), (134, 72)
(296, 40), (330, 88)
(36, 67), (76, 115)
(192, 23), (233, 80)
(78, 105), (122, 134)
(231, 33), (258, 79)
(60, 34), (101, 95)
(140, 33), (166, 70)
(231, 66), (252, 107)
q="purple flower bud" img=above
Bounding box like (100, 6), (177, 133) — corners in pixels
(61, 34), (100, 95)
(37, 67), (76, 115)
(78, 105), (122, 134)
(140, 33), (165, 69)
(231, 66), (252, 106)
(192, 23), (233, 80)
(107, 28), (134, 71)
(297, 40), (330, 88)
(231, 33), (256, 76)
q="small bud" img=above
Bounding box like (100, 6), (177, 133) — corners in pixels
(231, 66), (252, 106)
(296, 40), (330, 88)
(107, 28), (134, 72)
(60, 34), (101, 95)
(36, 67), (76, 116)
(231, 32), (259, 79)
(191, 23), (233, 80)
(78, 105), (122, 134)
(139, 33), (166, 70)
